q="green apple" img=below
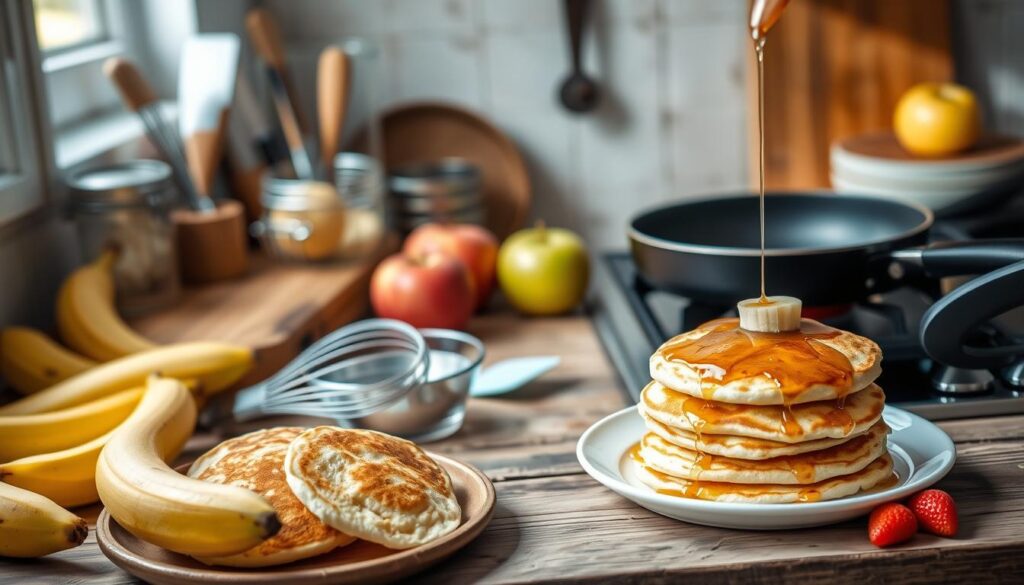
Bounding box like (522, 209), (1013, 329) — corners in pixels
(497, 222), (589, 315)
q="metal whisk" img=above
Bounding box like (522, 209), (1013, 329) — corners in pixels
(230, 319), (430, 421)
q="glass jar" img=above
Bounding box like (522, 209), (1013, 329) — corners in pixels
(67, 160), (180, 315)
(253, 173), (348, 262)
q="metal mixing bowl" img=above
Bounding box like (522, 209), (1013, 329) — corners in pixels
(350, 329), (485, 442)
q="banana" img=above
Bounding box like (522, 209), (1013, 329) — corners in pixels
(56, 251), (156, 361)
(0, 386), (143, 461)
(0, 429), (114, 508)
(96, 376), (279, 557)
(738, 295), (803, 332)
(0, 481), (88, 558)
(0, 342), (252, 415)
(0, 327), (97, 395)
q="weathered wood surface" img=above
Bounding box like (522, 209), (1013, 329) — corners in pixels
(3, 312), (1024, 584)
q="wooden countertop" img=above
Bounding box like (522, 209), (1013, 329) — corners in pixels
(5, 312), (1024, 583)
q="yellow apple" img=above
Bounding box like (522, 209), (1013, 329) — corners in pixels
(894, 82), (981, 157)
(498, 223), (589, 316)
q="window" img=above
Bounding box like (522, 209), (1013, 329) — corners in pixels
(33, 0), (107, 54)
(0, 0), (48, 224)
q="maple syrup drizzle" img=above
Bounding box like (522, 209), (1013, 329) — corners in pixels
(663, 318), (855, 409)
(756, 35), (768, 303)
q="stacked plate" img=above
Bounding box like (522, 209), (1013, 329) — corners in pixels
(831, 132), (1024, 215)
(387, 158), (484, 233)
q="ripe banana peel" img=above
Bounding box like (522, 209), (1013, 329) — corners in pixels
(96, 375), (279, 556)
(0, 428), (116, 508)
(0, 327), (97, 395)
(0, 342), (252, 416)
(55, 250), (156, 361)
(0, 481), (87, 558)
(0, 386), (143, 461)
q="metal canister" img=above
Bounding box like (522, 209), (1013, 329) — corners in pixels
(387, 158), (483, 233)
(67, 159), (180, 315)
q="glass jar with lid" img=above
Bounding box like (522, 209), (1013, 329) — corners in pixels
(66, 159), (180, 315)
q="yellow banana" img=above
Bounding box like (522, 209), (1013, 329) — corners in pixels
(0, 386), (143, 461)
(0, 481), (87, 558)
(56, 251), (156, 361)
(0, 342), (252, 415)
(0, 327), (97, 395)
(0, 428), (114, 508)
(96, 376), (279, 557)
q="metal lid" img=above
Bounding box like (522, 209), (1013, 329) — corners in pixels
(261, 170), (343, 212)
(67, 160), (175, 209)
(389, 158), (481, 197)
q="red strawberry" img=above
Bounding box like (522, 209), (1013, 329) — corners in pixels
(907, 489), (958, 537)
(868, 502), (918, 547)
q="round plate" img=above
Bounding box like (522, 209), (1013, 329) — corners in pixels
(576, 405), (955, 530)
(376, 101), (531, 239)
(96, 453), (495, 585)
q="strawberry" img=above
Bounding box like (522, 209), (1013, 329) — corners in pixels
(907, 489), (958, 537)
(868, 502), (918, 547)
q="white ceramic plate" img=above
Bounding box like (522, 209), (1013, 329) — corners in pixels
(576, 405), (955, 530)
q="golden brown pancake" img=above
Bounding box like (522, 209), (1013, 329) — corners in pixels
(640, 410), (878, 460)
(640, 382), (885, 443)
(635, 453), (895, 504)
(285, 427), (461, 550)
(187, 427), (355, 567)
(650, 318), (882, 405)
(639, 420), (889, 484)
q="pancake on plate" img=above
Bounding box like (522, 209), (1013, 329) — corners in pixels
(640, 382), (885, 443)
(650, 318), (882, 405)
(285, 427), (461, 550)
(641, 410), (869, 460)
(639, 420), (889, 485)
(187, 427), (356, 567)
(635, 453), (895, 504)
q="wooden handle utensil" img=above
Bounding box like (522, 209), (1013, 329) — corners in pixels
(103, 58), (158, 112)
(317, 46), (352, 171)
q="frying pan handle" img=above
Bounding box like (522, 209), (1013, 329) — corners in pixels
(920, 260), (1024, 369)
(895, 239), (1024, 278)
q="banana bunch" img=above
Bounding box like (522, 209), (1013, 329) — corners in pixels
(0, 386), (142, 461)
(0, 481), (88, 558)
(56, 250), (156, 361)
(0, 327), (96, 395)
(0, 341), (253, 415)
(96, 376), (280, 557)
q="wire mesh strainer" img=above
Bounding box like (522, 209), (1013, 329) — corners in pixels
(231, 319), (429, 421)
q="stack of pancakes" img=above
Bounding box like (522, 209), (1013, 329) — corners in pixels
(634, 318), (894, 503)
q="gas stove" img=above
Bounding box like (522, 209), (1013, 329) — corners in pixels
(592, 251), (1024, 420)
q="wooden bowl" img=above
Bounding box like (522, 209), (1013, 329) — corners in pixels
(96, 453), (495, 585)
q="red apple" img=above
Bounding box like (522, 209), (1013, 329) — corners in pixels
(370, 251), (475, 329)
(403, 223), (499, 309)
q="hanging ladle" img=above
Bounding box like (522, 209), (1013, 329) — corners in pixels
(558, 0), (600, 113)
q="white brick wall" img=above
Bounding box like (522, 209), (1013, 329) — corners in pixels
(265, 0), (751, 249)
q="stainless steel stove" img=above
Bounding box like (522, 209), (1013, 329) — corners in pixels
(592, 251), (1024, 420)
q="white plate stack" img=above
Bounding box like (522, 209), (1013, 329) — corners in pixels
(831, 132), (1024, 215)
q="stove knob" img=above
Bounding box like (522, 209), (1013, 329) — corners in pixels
(930, 364), (994, 395)
(1001, 361), (1024, 388)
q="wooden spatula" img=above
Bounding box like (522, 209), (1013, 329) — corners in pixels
(317, 46), (352, 172)
(178, 35), (239, 208)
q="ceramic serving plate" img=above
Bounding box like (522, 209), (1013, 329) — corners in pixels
(577, 405), (955, 530)
(96, 453), (495, 585)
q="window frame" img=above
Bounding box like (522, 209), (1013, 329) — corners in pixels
(0, 0), (52, 226)
(34, 0), (111, 60)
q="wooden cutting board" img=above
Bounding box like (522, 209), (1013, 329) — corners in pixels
(129, 240), (395, 385)
(748, 0), (954, 189)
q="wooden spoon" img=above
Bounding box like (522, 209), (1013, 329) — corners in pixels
(317, 46), (352, 172)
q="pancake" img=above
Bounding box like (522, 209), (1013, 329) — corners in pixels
(650, 318), (882, 405)
(285, 427), (461, 550)
(635, 453), (895, 504)
(187, 427), (356, 567)
(638, 420), (889, 485)
(643, 409), (885, 460)
(640, 382), (885, 443)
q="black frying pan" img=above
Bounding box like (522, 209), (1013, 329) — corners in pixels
(629, 193), (1024, 306)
